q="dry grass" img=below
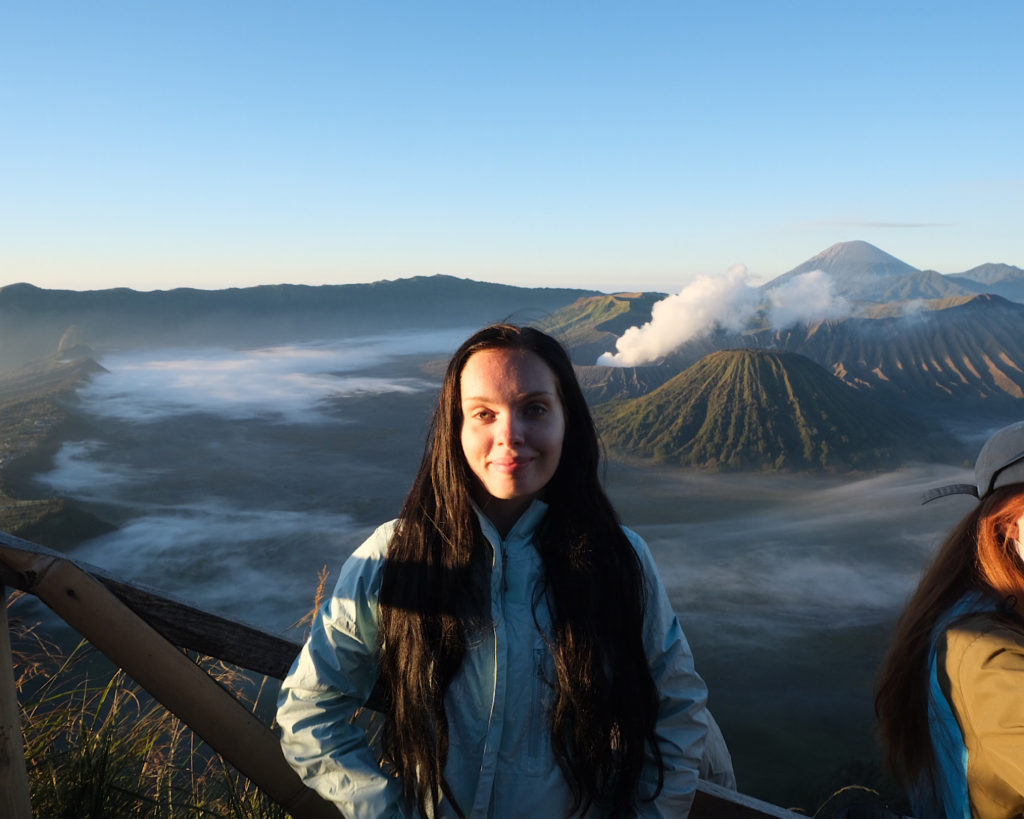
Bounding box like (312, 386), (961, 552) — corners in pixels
(7, 591), (287, 818)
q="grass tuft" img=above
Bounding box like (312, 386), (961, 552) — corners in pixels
(7, 591), (287, 818)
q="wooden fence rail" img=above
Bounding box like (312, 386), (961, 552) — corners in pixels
(0, 530), (802, 819)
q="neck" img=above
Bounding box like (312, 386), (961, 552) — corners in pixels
(476, 496), (532, 538)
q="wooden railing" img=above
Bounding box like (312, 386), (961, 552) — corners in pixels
(0, 530), (802, 819)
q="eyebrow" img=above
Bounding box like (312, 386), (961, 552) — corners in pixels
(460, 390), (557, 403)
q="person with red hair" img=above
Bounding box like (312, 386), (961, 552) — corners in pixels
(876, 420), (1024, 819)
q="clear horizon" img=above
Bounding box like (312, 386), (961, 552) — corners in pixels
(2, 1), (1021, 294)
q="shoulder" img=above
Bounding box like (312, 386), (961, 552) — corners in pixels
(349, 519), (399, 561)
(941, 612), (1024, 816)
(619, 524), (650, 552)
(945, 612), (1024, 656)
(943, 612), (1024, 687)
(330, 519), (399, 599)
(619, 525), (658, 568)
(618, 525), (674, 602)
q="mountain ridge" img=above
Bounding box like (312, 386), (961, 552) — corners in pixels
(762, 241), (976, 303)
(578, 294), (1024, 410)
(594, 349), (945, 471)
(5, 243), (1021, 472)
(0, 276), (598, 369)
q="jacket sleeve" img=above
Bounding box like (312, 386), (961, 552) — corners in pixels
(944, 616), (1024, 819)
(625, 528), (710, 819)
(276, 523), (408, 819)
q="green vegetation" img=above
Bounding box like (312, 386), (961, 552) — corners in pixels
(595, 349), (932, 471)
(0, 357), (92, 530)
(539, 292), (647, 338)
(0, 355), (112, 544)
(537, 292), (663, 362)
(8, 593), (285, 818)
(859, 293), (980, 318)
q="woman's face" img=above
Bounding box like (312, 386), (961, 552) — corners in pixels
(459, 347), (566, 527)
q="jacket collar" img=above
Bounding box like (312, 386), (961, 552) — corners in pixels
(474, 498), (548, 544)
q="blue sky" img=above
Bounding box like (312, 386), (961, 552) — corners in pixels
(2, 1), (1021, 293)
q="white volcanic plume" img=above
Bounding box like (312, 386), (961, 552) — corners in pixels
(597, 266), (759, 367)
(767, 270), (852, 330)
(598, 268), (852, 367)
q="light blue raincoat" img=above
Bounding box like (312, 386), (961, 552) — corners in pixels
(277, 500), (709, 818)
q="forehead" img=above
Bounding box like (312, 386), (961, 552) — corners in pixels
(459, 347), (560, 398)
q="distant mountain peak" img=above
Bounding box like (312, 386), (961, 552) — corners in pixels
(955, 262), (1024, 284)
(785, 240), (920, 279)
(758, 240), (975, 304)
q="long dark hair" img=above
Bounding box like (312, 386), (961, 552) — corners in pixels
(377, 324), (664, 817)
(875, 485), (1024, 788)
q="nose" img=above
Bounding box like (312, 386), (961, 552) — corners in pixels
(498, 414), (525, 446)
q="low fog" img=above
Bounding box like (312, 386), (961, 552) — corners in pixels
(609, 465), (972, 633)
(29, 330), (980, 806)
(79, 329), (473, 423)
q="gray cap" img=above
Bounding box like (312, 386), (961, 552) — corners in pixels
(923, 420), (1024, 504)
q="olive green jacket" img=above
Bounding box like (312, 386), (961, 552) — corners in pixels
(941, 612), (1024, 819)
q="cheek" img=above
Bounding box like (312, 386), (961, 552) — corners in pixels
(460, 425), (487, 459)
(545, 421), (567, 457)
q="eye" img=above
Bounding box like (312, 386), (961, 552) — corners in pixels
(523, 403), (549, 418)
(470, 408), (495, 421)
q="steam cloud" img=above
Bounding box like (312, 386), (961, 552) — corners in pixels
(597, 265), (759, 367)
(766, 270), (852, 331)
(597, 268), (853, 367)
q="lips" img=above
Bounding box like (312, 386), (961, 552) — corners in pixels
(490, 456), (533, 474)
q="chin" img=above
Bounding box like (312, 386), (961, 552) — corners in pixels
(487, 486), (535, 503)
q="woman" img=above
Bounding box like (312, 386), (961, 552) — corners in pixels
(876, 420), (1024, 819)
(277, 324), (710, 818)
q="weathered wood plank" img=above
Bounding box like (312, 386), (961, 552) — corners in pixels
(0, 530), (302, 678)
(1, 584), (33, 818)
(2, 542), (339, 818)
(96, 574), (302, 678)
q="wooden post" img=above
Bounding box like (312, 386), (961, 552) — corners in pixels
(0, 546), (338, 819)
(0, 585), (33, 818)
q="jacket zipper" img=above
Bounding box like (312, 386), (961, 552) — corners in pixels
(501, 540), (509, 593)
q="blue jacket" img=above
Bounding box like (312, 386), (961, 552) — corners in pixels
(277, 500), (709, 818)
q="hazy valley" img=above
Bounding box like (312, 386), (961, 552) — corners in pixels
(3, 239), (1023, 809)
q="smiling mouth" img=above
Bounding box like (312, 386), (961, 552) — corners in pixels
(491, 457), (533, 473)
